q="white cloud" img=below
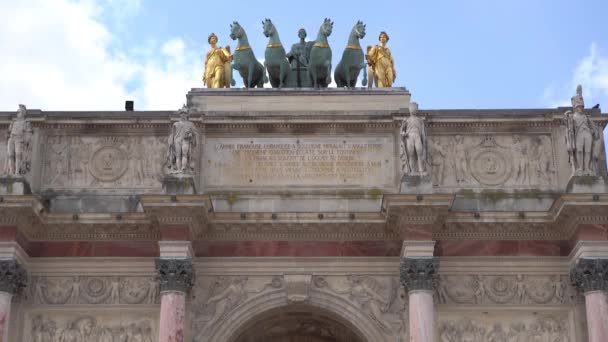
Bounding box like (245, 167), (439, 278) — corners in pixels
(543, 42), (608, 109)
(0, 0), (201, 111)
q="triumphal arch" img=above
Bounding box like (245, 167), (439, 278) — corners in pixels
(1, 23), (608, 342)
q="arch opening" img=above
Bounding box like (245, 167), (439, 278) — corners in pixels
(229, 304), (367, 342)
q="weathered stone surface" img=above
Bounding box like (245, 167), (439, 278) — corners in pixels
(202, 136), (396, 190)
(0, 176), (30, 195)
(163, 174), (196, 195)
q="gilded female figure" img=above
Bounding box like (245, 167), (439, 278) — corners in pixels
(203, 33), (232, 88)
(366, 31), (396, 87)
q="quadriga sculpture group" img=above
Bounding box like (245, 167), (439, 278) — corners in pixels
(202, 19), (395, 89)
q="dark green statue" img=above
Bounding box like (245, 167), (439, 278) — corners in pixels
(308, 18), (333, 89)
(286, 28), (313, 87)
(334, 20), (367, 88)
(262, 18), (290, 88)
(229, 21), (267, 88)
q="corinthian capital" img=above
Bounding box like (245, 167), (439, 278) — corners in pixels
(400, 257), (439, 292)
(0, 259), (27, 294)
(571, 258), (608, 293)
(155, 258), (195, 293)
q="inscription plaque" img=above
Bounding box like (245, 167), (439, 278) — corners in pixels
(203, 136), (396, 189)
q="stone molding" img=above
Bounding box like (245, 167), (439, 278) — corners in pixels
(400, 257), (439, 291)
(570, 258), (608, 293)
(155, 258), (195, 293)
(0, 258), (27, 294)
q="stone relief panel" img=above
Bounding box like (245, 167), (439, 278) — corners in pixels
(191, 275), (284, 339)
(24, 312), (157, 342)
(428, 134), (556, 190)
(191, 274), (408, 340)
(27, 276), (159, 305)
(312, 275), (408, 337)
(41, 135), (167, 192)
(437, 313), (572, 342)
(435, 274), (579, 305)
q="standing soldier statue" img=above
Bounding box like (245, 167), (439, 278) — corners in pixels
(167, 105), (198, 174)
(400, 102), (428, 176)
(5, 104), (33, 176)
(564, 85), (602, 176)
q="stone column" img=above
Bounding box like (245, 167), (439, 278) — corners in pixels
(0, 259), (27, 342)
(400, 257), (438, 342)
(571, 258), (608, 342)
(155, 258), (195, 342)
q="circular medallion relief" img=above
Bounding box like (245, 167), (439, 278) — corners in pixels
(89, 146), (128, 182)
(469, 149), (512, 185)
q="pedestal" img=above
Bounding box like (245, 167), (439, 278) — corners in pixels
(0, 176), (30, 195)
(163, 174), (196, 195)
(566, 175), (608, 193)
(400, 174), (432, 194)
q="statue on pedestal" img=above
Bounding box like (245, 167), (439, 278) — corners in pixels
(203, 33), (232, 88)
(366, 31), (396, 87)
(167, 105), (197, 174)
(5, 104), (33, 176)
(564, 85), (603, 176)
(400, 102), (428, 176)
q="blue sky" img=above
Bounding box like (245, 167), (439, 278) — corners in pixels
(1, 0), (607, 112)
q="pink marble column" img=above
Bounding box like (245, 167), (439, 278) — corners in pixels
(155, 258), (194, 342)
(0, 292), (12, 342)
(0, 259), (27, 342)
(400, 257), (438, 342)
(159, 291), (186, 342)
(584, 291), (608, 342)
(571, 258), (608, 342)
(409, 289), (435, 342)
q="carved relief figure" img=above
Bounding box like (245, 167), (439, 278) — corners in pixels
(514, 274), (526, 304)
(527, 136), (554, 186)
(70, 137), (92, 186)
(129, 137), (146, 185)
(203, 33), (232, 88)
(430, 138), (447, 185)
(512, 135), (529, 184)
(167, 105), (198, 174)
(196, 276), (247, 335)
(348, 276), (393, 333)
(46, 135), (69, 185)
(69, 277), (81, 304)
(452, 135), (469, 184)
(366, 31), (396, 87)
(4, 104), (33, 175)
(564, 85), (603, 176)
(400, 102), (428, 176)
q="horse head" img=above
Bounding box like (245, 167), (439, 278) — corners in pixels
(229, 21), (244, 40)
(319, 18), (334, 38)
(353, 20), (366, 40)
(262, 18), (275, 38)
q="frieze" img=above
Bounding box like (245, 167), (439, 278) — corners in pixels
(24, 312), (157, 342)
(435, 274), (580, 305)
(41, 135), (167, 192)
(428, 134), (556, 190)
(438, 315), (571, 342)
(192, 275), (284, 339)
(28, 275), (159, 305)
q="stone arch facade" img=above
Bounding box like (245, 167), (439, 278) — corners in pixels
(206, 288), (389, 342)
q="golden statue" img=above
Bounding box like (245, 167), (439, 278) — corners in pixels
(203, 33), (232, 88)
(366, 31), (396, 87)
